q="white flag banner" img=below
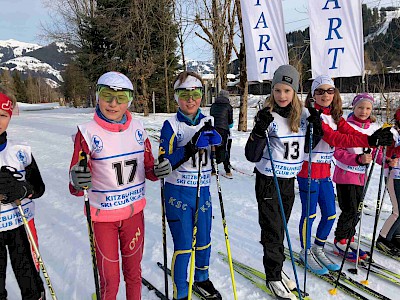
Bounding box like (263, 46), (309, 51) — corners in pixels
(309, 0), (364, 78)
(240, 0), (289, 81)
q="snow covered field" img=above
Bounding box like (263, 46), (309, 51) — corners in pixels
(4, 102), (400, 299)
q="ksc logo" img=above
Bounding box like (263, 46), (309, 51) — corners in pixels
(270, 121), (278, 133)
(16, 150), (28, 165)
(135, 129), (144, 145)
(177, 130), (184, 142)
(92, 135), (103, 153)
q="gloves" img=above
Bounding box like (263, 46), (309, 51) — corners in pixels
(252, 107), (274, 137)
(307, 107), (324, 138)
(154, 158), (172, 179)
(367, 127), (394, 147)
(0, 166), (32, 204)
(191, 122), (222, 149)
(70, 164), (92, 190)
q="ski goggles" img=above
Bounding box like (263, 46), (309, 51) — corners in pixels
(175, 88), (203, 101)
(98, 87), (133, 104)
(314, 88), (335, 95)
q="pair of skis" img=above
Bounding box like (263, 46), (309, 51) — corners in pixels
(218, 249), (390, 300)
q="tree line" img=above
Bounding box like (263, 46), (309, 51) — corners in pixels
(0, 69), (60, 104)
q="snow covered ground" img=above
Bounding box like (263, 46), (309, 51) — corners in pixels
(3, 102), (400, 299)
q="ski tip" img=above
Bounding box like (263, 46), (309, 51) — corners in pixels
(328, 288), (337, 295)
(360, 279), (369, 285)
(91, 293), (97, 300)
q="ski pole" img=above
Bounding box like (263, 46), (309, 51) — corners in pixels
(348, 148), (375, 275)
(211, 146), (237, 300)
(79, 151), (101, 300)
(159, 147), (169, 299)
(265, 133), (303, 300)
(361, 145), (388, 285)
(15, 199), (58, 300)
(303, 100), (314, 294)
(188, 149), (204, 300)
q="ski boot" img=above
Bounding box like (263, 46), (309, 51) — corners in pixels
(300, 248), (329, 275)
(376, 235), (400, 256)
(193, 279), (222, 299)
(312, 244), (340, 271)
(334, 238), (358, 262)
(349, 236), (368, 260)
(267, 280), (297, 300)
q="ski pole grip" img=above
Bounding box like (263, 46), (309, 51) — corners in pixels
(78, 151), (88, 171)
(158, 147), (166, 163)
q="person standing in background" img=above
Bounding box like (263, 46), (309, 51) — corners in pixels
(210, 89), (234, 176)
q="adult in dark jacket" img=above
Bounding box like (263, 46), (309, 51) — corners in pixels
(210, 89), (234, 175)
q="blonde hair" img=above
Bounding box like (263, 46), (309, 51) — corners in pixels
(264, 92), (303, 132)
(305, 88), (343, 124)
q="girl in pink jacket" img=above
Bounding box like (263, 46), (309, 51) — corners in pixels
(332, 93), (396, 261)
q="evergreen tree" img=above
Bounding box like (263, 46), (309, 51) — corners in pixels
(0, 70), (16, 101)
(12, 71), (27, 102)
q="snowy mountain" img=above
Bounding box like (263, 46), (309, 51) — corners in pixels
(183, 59), (215, 75)
(0, 39), (77, 86)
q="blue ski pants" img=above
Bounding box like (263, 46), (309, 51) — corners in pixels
(298, 177), (336, 249)
(164, 182), (212, 300)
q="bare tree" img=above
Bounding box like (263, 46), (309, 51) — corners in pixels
(41, 0), (95, 45)
(194, 0), (237, 91)
(174, 0), (197, 70)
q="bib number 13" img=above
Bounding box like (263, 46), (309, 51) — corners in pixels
(283, 141), (300, 160)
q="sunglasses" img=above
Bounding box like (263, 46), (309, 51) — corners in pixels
(314, 88), (335, 95)
(176, 89), (203, 101)
(98, 87), (133, 104)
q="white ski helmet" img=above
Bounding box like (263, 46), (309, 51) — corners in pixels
(96, 71), (134, 105)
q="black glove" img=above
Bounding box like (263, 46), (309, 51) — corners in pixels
(307, 107), (324, 137)
(252, 107), (274, 137)
(368, 127), (393, 147)
(0, 166), (33, 204)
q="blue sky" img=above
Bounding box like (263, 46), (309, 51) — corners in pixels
(0, 0), (395, 60)
(0, 0), (52, 44)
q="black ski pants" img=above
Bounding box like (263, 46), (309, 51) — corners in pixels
(255, 170), (295, 281)
(212, 128), (231, 173)
(334, 183), (363, 240)
(0, 225), (44, 300)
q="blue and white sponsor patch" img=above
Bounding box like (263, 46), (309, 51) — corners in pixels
(135, 129), (144, 145)
(16, 150), (28, 165)
(92, 135), (104, 153)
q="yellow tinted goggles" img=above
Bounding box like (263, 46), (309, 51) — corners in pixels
(98, 87), (132, 104)
(176, 89), (203, 101)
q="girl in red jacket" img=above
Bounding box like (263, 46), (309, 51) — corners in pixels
(297, 76), (393, 275)
(332, 93), (397, 261)
(69, 71), (171, 300)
